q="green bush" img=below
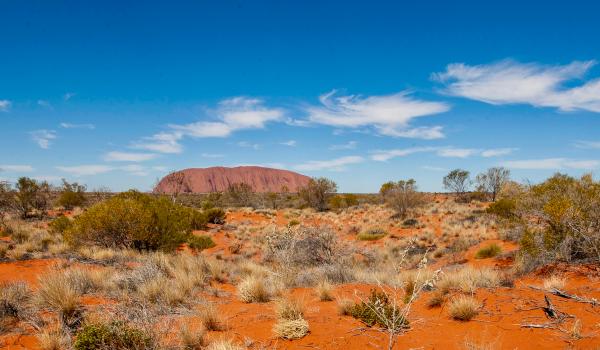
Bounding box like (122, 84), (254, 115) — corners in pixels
(329, 194), (359, 210)
(57, 179), (86, 210)
(187, 209), (208, 230)
(486, 198), (516, 219)
(74, 321), (154, 350)
(357, 228), (387, 241)
(65, 191), (195, 252)
(48, 215), (72, 234)
(187, 235), (216, 251)
(349, 289), (408, 331)
(205, 208), (226, 224)
(288, 219), (300, 226)
(475, 244), (501, 259)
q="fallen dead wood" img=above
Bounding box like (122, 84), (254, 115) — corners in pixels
(528, 285), (599, 306)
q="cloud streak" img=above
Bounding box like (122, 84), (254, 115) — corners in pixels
(434, 59), (600, 112)
(0, 100), (11, 112)
(502, 158), (599, 170)
(104, 151), (158, 162)
(30, 130), (57, 149)
(306, 90), (450, 139)
(294, 155), (364, 171)
(370, 147), (516, 161)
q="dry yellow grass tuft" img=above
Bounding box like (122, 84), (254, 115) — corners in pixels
(315, 280), (334, 301)
(237, 275), (272, 303)
(273, 318), (309, 340)
(543, 275), (566, 290)
(198, 304), (225, 331)
(448, 295), (480, 321)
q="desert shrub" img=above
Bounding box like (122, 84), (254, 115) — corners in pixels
(486, 198), (516, 219)
(187, 209), (209, 230)
(265, 226), (344, 267)
(349, 289), (408, 330)
(299, 177), (337, 212)
(507, 174), (600, 268)
(448, 296), (479, 321)
(225, 183), (255, 207)
(74, 321), (155, 350)
(13, 177), (52, 219)
(65, 191), (197, 251)
(57, 179), (86, 210)
(187, 235), (215, 251)
(205, 207), (226, 224)
(443, 169), (471, 201)
(329, 194), (359, 210)
(475, 244), (501, 259)
(48, 215), (72, 234)
(0, 282), (32, 329)
(402, 218), (419, 227)
(357, 227), (387, 241)
(288, 219), (300, 226)
(476, 167), (511, 202)
(380, 179), (425, 218)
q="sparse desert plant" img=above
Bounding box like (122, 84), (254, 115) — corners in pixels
(357, 228), (387, 241)
(349, 289), (408, 330)
(315, 280), (334, 301)
(179, 324), (207, 349)
(238, 275), (272, 303)
(337, 298), (354, 315)
(207, 340), (244, 350)
(74, 320), (156, 350)
(543, 275), (566, 290)
(198, 304), (225, 331)
(299, 177), (337, 212)
(57, 179), (87, 210)
(37, 326), (71, 350)
(443, 169), (471, 201)
(187, 235), (216, 251)
(48, 215), (73, 234)
(476, 167), (510, 202)
(475, 244), (502, 259)
(448, 296), (479, 321)
(205, 207), (226, 224)
(275, 296), (305, 320)
(37, 271), (82, 328)
(0, 281), (33, 330)
(438, 267), (500, 294)
(380, 179), (425, 218)
(273, 318), (309, 340)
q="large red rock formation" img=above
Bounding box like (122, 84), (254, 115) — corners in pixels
(153, 166), (310, 194)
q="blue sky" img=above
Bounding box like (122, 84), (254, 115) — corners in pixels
(1, 0), (600, 192)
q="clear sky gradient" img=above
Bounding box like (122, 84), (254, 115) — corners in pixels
(1, 1), (600, 192)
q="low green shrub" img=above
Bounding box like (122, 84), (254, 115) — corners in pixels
(357, 228), (387, 241)
(349, 289), (408, 331)
(64, 191), (196, 252)
(288, 219), (300, 226)
(475, 244), (502, 259)
(486, 198), (516, 219)
(187, 235), (216, 251)
(74, 321), (154, 350)
(205, 208), (226, 224)
(48, 216), (72, 234)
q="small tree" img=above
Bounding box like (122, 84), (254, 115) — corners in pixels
(476, 167), (510, 202)
(443, 169), (471, 199)
(381, 179), (424, 218)
(226, 182), (255, 207)
(163, 171), (191, 203)
(299, 177), (337, 212)
(57, 179), (87, 210)
(0, 181), (13, 223)
(13, 177), (51, 218)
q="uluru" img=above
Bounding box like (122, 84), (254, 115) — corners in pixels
(153, 166), (311, 194)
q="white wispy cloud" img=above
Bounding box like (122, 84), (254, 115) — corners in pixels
(0, 100), (11, 112)
(329, 141), (357, 150)
(30, 130), (57, 149)
(201, 153), (225, 158)
(294, 155), (364, 171)
(434, 59), (600, 112)
(481, 148), (518, 157)
(502, 158), (600, 170)
(574, 140), (600, 149)
(56, 165), (114, 176)
(306, 90), (450, 139)
(60, 122), (95, 129)
(280, 140), (297, 147)
(63, 92), (76, 101)
(371, 146), (516, 161)
(422, 165), (447, 172)
(37, 100), (53, 109)
(133, 97), (282, 154)
(104, 151), (158, 162)
(0, 165), (34, 172)
(237, 141), (261, 150)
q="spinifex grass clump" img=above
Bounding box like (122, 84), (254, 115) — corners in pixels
(74, 321), (155, 350)
(349, 289), (408, 330)
(357, 228), (387, 241)
(475, 243), (501, 259)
